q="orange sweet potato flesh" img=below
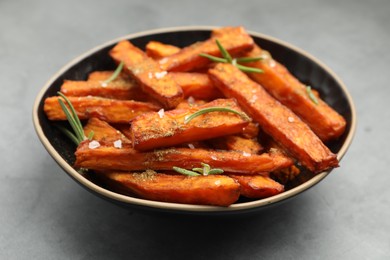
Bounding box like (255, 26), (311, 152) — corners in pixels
(109, 40), (183, 109)
(99, 171), (240, 206)
(229, 174), (284, 199)
(74, 142), (294, 174)
(170, 72), (223, 100)
(159, 26), (254, 72)
(87, 71), (128, 81)
(130, 98), (250, 151)
(210, 135), (263, 155)
(245, 45), (346, 141)
(60, 79), (150, 101)
(87, 71), (221, 101)
(145, 41), (181, 59)
(208, 63), (338, 173)
(83, 117), (131, 144)
(44, 96), (160, 123)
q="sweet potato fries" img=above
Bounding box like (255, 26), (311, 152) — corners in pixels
(43, 26), (345, 207)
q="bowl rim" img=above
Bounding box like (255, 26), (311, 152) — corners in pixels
(32, 26), (357, 213)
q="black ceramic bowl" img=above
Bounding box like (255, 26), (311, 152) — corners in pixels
(33, 26), (356, 215)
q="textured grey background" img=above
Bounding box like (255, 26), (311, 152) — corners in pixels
(1, 0), (389, 259)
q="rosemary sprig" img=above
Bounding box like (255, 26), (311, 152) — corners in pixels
(102, 61), (124, 85)
(184, 106), (250, 124)
(56, 92), (93, 145)
(199, 39), (264, 73)
(306, 86), (319, 105)
(173, 163), (224, 176)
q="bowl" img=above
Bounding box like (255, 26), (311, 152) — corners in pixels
(33, 26), (356, 215)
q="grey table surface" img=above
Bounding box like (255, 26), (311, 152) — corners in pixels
(1, 0), (389, 259)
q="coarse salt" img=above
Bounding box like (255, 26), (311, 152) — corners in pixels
(188, 143), (195, 149)
(88, 140), (100, 149)
(154, 71), (167, 79)
(187, 96), (195, 104)
(211, 155), (217, 160)
(250, 95), (258, 103)
(157, 108), (165, 118)
(100, 82), (108, 88)
(214, 180), (221, 186)
(148, 72), (153, 79)
(159, 58), (168, 64)
(288, 116), (295, 123)
(113, 139), (122, 149)
(243, 151), (251, 157)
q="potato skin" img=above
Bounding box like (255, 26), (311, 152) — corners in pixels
(110, 40), (183, 109)
(246, 45), (346, 141)
(130, 98), (250, 151)
(208, 63), (338, 173)
(43, 96), (160, 123)
(100, 171), (240, 207)
(229, 174), (284, 199)
(74, 142), (293, 174)
(159, 26), (254, 72)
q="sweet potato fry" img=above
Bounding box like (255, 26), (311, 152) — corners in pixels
(99, 171), (240, 206)
(44, 96), (160, 123)
(60, 79), (151, 101)
(83, 117), (131, 144)
(170, 72), (223, 100)
(74, 142), (294, 174)
(208, 63), (338, 173)
(87, 71), (221, 101)
(145, 41), (181, 59)
(87, 71), (129, 81)
(130, 98), (250, 151)
(159, 26), (254, 72)
(245, 45), (346, 141)
(241, 122), (260, 139)
(229, 174), (284, 199)
(109, 40), (183, 109)
(210, 135), (263, 155)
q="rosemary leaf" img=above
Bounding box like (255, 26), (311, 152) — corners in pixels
(192, 168), (204, 174)
(57, 98), (84, 144)
(184, 106), (250, 124)
(201, 163), (211, 175)
(57, 92), (85, 141)
(235, 56), (264, 63)
(235, 64), (264, 73)
(199, 53), (227, 63)
(102, 61), (124, 85)
(55, 125), (80, 145)
(87, 131), (94, 141)
(306, 86), (319, 105)
(172, 166), (200, 176)
(216, 39), (232, 62)
(208, 169), (224, 175)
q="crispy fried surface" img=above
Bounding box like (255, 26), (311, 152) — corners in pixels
(145, 41), (181, 59)
(44, 96), (160, 123)
(109, 40), (183, 109)
(208, 63), (338, 172)
(229, 174), (284, 199)
(159, 26), (254, 72)
(100, 171), (240, 206)
(245, 45), (346, 141)
(130, 99), (250, 151)
(74, 142), (293, 174)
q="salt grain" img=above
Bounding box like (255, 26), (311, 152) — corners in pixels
(148, 72), (153, 79)
(188, 143), (195, 149)
(158, 108), (165, 118)
(211, 155), (217, 160)
(100, 82), (108, 88)
(154, 71), (167, 79)
(215, 180), (221, 186)
(187, 96), (195, 104)
(243, 151), (251, 157)
(113, 140), (122, 149)
(288, 116), (294, 123)
(88, 140), (100, 149)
